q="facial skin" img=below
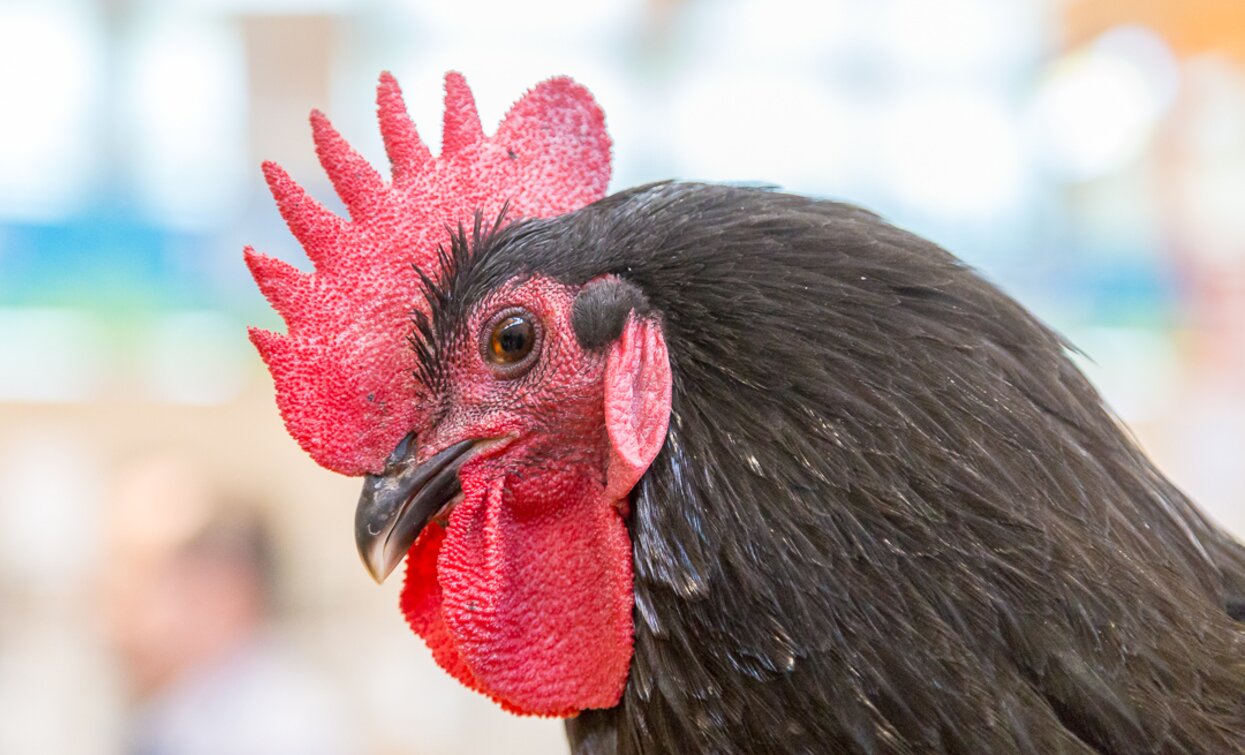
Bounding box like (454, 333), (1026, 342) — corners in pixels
(416, 275), (614, 514)
(358, 272), (670, 716)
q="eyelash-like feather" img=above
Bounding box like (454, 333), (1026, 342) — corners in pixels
(409, 205), (512, 394)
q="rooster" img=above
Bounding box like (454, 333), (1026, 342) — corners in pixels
(247, 73), (1245, 754)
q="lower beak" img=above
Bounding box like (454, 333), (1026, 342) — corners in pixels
(355, 436), (477, 584)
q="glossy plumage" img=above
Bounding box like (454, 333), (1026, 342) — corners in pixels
(442, 181), (1245, 754)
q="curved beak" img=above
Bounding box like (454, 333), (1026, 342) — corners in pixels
(355, 435), (477, 584)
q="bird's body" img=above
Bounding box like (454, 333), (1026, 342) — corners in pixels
(449, 183), (1245, 754)
(248, 76), (1245, 755)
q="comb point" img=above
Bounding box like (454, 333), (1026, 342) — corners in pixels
(244, 247), (309, 325)
(310, 109), (388, 220)
(493, 75), (612, 215)
(247, 326), (289, 361)
(377, 72), (431, 184)
(261, 161), (348, 270)
(442, 71), (484, 155)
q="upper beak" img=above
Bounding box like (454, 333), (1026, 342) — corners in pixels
(355, 435), (477, 584)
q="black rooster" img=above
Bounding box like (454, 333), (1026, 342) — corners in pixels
(394, 182), (1245, 754)
(248, 75), (1245, 754)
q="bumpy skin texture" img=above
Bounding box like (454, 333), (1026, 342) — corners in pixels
(436, 182), (1245, 754)
(246, 72), (610, 475)
(396, 275), (668, 715)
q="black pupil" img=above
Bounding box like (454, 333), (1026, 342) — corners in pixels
(492, 316), (533, 362)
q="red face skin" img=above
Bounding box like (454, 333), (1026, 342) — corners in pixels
(398, 275), (670, 717)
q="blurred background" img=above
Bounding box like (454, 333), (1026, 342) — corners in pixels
(1, 0), (1243, 753)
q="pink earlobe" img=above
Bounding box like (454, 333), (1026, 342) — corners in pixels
(603, 315), (672, 501)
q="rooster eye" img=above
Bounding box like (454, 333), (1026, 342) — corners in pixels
(484, 309), (539, 374)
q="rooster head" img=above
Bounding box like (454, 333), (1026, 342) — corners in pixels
(246, 73), (669, 717)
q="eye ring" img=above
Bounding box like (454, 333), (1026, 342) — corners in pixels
(480, 307), (542, 378)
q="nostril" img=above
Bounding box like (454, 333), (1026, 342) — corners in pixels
(385, 432), (417, 467)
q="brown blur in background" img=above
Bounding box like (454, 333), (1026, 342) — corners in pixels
(1, 1), (1243, 753)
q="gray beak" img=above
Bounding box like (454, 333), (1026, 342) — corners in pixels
(354, 436), (476, 584)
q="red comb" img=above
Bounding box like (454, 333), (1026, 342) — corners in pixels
(246, 72), (611, 475)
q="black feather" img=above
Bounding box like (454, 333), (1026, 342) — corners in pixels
(430, 183), (1245, 754)
(410, 205), (511, 395)
(572, 277), (652, 350)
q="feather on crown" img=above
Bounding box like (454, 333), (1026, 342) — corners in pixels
(246, 72), (611, 475)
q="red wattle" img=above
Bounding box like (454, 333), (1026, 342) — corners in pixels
(399, 524), (482, 694)
(400, 476), (634, 717)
